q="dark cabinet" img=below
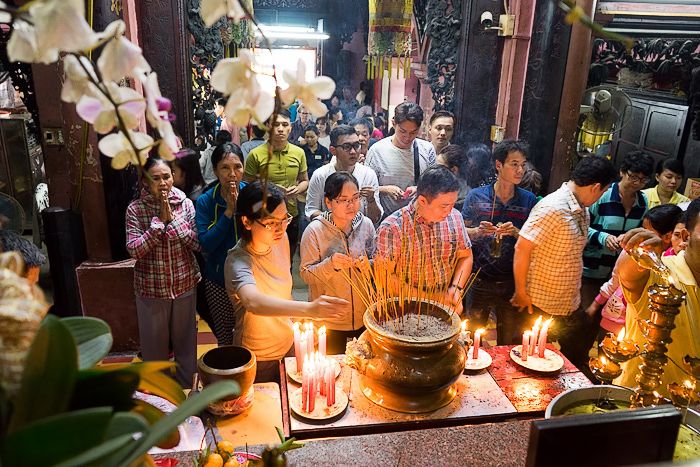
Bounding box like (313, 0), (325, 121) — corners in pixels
(612, 94), (688, 169)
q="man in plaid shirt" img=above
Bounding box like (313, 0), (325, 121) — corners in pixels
(511, 155), (617, 371)
(377, 166), (472, 313)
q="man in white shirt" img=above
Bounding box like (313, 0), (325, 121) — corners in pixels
(365, 102), (436, 217)
(305, 125), (383, 224)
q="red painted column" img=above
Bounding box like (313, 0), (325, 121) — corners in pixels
(494, 0), (537, 139)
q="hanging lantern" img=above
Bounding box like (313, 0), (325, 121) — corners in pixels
(367, 0), (413, 80)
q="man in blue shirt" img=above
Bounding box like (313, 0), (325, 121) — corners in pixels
(462, 140), (537, 344)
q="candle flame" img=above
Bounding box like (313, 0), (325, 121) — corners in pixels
(318, 325), (326, 335)
(293, 321), (301, 331)
(475, 328), (485, 337)
(668, 275), (676, 287)
(600, 355), (608, 365)
(533, 315), (542, 329)
(461, 320), (467, 332)
(684, 379), (695, 390)
(542, 317), (553, 331)
(523, 330), (532, 337)
(617, 327), (625, 342)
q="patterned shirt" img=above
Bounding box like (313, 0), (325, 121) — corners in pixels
(376, 201), (471, 288)
(584, 183), (647, 279)
(126, 187), (201, 299)
(244, 142), (308, 217)
(519, 183), (589, 316)
(462, 184), (537, 280)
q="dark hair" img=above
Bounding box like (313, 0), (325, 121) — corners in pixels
(350, 117), (373, 132)
(686, 198), (700, 232)
(429, 110), (455, 126)
(393, 102), (424, 126)
(143, 156), (171, 172)
(330, 124), (357, 147)
(236, 181), (286, 241)
(211, 142), (244, 169)
(417, 165), (460, 199)
(315, 116), (328, 125)
(328, 107), (343, 120)
(571, 155), (618, 187)
(215, 130), (232, 145)
(373, 116), (384, 131)
(655, 158), (685, 177)
(215, 97), (227, 107)
(324, 171), (359, 200)
(303, 124), (319, 136)
(439, 144), (470, 180)
(643, 204), (683, 236)
(173, 149), (205, 196)
(620, 150), (655, 177)
(493, 139), (529, 164)
(519, 162), (543, 195)
(465, 143), (496, 187)
(251, 125), (267, 140)
(272, 108), (291, 121)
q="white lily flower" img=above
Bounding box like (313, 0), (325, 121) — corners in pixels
(99, 130), (154, 169)
(8, 0), (99, 64)
(76, 85), (146, 134)
(280, 59), (335, 117)
(61, 55), (99, 103)
(97, 20), (150, 82)
(200, 0), (247, 27)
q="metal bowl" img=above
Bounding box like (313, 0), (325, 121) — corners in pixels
(545, 385), (635, 418)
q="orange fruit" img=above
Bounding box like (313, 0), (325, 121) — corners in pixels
(224, 457), (240, 467)
(217, 440), (235, 454)
(204, 453), (224, 467)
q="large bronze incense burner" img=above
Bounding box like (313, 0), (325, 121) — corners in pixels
(346, 298), (466, 413)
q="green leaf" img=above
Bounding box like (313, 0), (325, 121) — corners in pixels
(71, 368), (140, 412)
(109, 381), (239, 467)
(132, 400), (181, 449)
(1, 407), (112, 466)
(9, 315), (78, 432)
(62, 317), (113, 369)
(54, 433), (137, 467)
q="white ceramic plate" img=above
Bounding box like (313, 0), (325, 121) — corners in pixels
(289, 386), (348, 420)
(286, 358), (341, 384)
(464, 348), (492, 371)
(510, 345), (564, 373)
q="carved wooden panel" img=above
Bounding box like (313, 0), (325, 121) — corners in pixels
(425, 0), (461, 112)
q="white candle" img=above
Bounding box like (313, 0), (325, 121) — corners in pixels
(294, 322), (302, 371)
(472, 328), (484, 360)
(537, 318), (553, 358)
(529, 316), (542, 356)
(306, 323), (315, 357)
(299, 332), (307, 373)
(522, 331), (531, 362)
(318, 325), (327, 357)
(307, 358), (316, 412)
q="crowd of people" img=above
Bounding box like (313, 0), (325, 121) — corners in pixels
(125, 93), (698, 393)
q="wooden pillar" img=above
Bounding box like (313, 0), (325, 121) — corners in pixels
(549, 0), (596, 191)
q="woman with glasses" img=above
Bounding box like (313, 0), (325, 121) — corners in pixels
(195, 143), (246, 346)
(225, 181), (350, 383)
(300, 172), (377, 354)
(642, 158), (690, 209)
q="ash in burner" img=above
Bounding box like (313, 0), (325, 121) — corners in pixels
(380, 313), (453, 340)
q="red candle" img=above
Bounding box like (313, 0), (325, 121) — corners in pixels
(301, 354), (310, 412)
(319, 357), (326, 397)
(537, 318), (553, 358)
(522, 331), (531, 362)
(307, 359), (316, 413)
(293, 322), (302, 371)
(326, 363), (335, 406)
(529, 316), (542, 356)
(318, 326), (327, 357)
(472, 328), (484, 360)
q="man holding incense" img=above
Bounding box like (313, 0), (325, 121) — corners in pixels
(376, 166), (473, 313)
(462, 140), (537, 343)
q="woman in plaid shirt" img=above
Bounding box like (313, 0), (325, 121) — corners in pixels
(126, 157), (201, 388)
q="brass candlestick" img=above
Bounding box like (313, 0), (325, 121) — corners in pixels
(589, 355), (622, 384)
(630, 282), (686, 407)
(599, 330), (640, 364)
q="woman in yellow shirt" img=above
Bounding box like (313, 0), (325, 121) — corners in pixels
(642, 158), (690, 209)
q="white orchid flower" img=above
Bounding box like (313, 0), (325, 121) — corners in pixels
(210, 51), (276, 125)
(99, 130), (154, 169)
(135, 71), (179, 160)
(200, 0), (247, 27)
(61, 55), (99, 103)
(156, 119), (180, 160)
(280, 59), (335, 117)
(97, 20), (150, 82)
(0, 2), (11, 23)
(76, 84), (146, 134)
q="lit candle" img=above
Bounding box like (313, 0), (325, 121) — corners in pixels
(616, 326), (625, 343)
(294, 322), (302, 371)
(460, 320), (469, 342)
(329, 363), (336, 406)
(472, 328), (484, 360)
(306, 328), (314, 359)
(301, 354), (310, 412)
(325, 361), (333, 407)
(307, 358), (316, 412)
(529, 316), (542, 356)
(319, 356), (326, 397)
(537, 318), (553, 358)
(299, 331), (307, 373)
(318, 325), (327, 357)
(521, 330), (531, 362)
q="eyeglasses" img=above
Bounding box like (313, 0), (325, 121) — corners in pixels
(255, 213), (294, 231)
(626, 172), (650, 184)
(333, 142), (362, 152)
(505, 162), (527, 171)
(332, 195), (361, 206)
